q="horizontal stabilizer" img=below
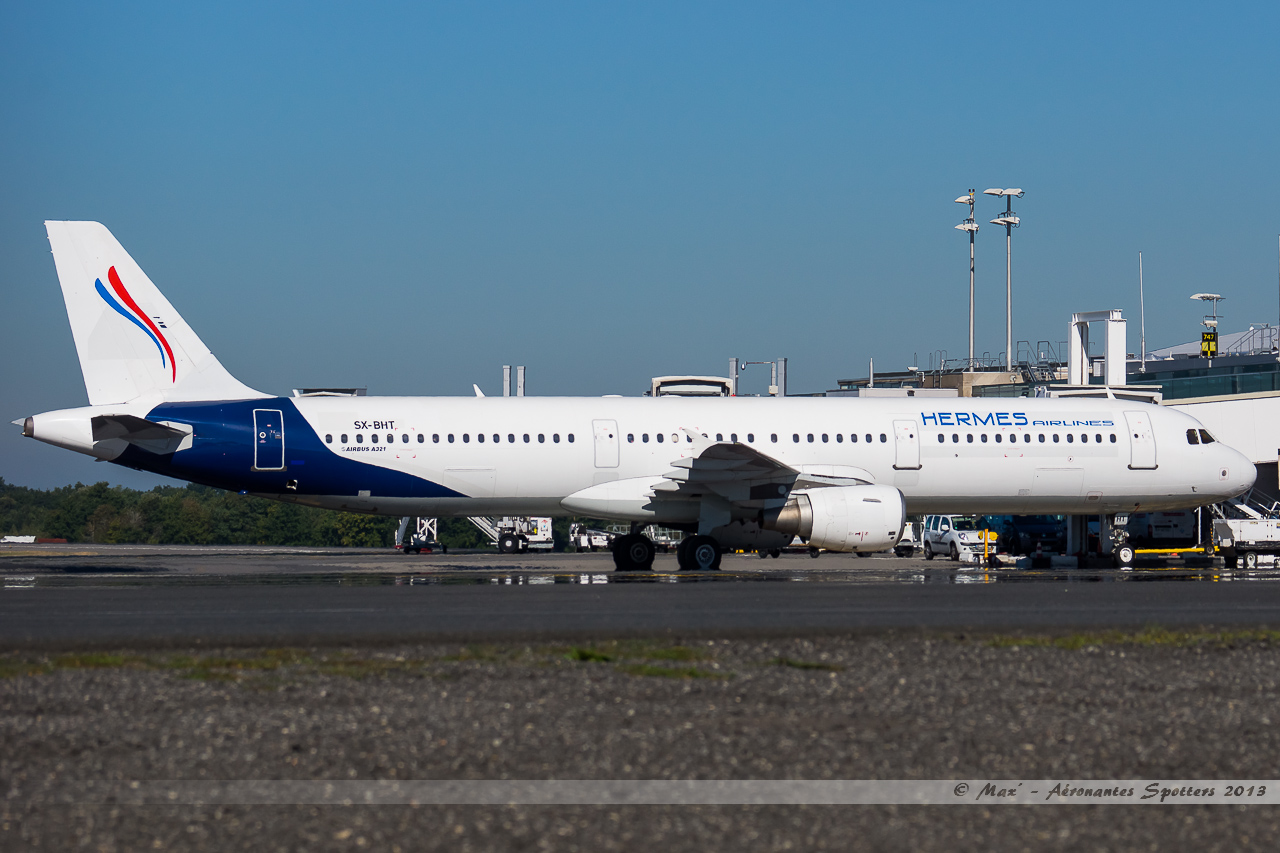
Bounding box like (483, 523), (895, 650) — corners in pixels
(91, 414), (193, 455)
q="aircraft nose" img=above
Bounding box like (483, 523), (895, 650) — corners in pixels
(1219, 446), (1257, 498)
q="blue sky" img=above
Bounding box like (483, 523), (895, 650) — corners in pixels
(2, 2), (1278, 489)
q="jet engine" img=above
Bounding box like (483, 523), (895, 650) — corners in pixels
(765, 485), (906, 552)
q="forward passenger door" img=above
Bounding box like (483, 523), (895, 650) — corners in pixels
(892, 419), (921, 470)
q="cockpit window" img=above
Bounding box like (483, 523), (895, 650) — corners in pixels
(1186, 428), (1200, 445)
(1199, 429), (1216, 444)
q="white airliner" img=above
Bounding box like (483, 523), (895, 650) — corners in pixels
(18, 222), (1256, 570)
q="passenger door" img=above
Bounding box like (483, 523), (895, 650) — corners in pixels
(593, 419), (619, 468)
(1123, 411), (1158, 469)
(892, 419), (921, 470)
(252, 409), (285, 471)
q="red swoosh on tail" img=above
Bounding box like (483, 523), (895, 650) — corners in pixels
(109, 266), (177, 382)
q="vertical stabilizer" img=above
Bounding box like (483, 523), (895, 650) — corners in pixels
(45, 221), (268, 405)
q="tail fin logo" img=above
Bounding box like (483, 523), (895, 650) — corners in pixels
(94, 266), (177, 382)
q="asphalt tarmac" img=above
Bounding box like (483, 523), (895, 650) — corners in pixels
(5, 544), (1280, 647)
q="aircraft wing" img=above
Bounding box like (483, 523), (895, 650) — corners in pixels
(651, 430), (800, 511)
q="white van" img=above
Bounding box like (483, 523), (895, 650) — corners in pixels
(920, 515), (998, 562)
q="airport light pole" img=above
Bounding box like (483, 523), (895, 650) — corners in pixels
(954, 190), (979, 370)
(985, 187), (1024, 372)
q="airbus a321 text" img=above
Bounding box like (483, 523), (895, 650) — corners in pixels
(18, 222), (1255, 570)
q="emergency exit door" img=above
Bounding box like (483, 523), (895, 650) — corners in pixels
(892, 419), (921, 470)
(593, 419), (619, 468)
(253, 409), (285, 471)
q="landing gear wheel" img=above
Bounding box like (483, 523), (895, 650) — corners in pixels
(1244, 551), (1259, 570)
(950, 543), (960, 562)
(677, 535), (722, 571)
(611, 533), (656, 572)
(923, 542), (934, 561)
(769, 549), (781, 559)
(758, 549), (769, 559)
(1113, 545), (1135, 569)
(808, 546), (821, 559)
(498, 532), (519, 554)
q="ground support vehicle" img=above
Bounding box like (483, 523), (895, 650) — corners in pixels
(396, 516), (443, 555)
(569, 523), (615, 552)
(894, 521), (921, 558)
(1214, 518), (1280, 569)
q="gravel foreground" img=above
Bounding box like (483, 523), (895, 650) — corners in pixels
(4, 630), (1280, 852)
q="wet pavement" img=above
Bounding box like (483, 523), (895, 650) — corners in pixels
(5, 545), (1280, 647)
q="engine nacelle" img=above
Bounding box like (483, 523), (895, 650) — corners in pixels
(765, 485), (906, 552)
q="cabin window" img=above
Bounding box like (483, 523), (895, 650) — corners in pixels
(628, 434), (635, 443)
(793, 434), (800, 443)
(1066, 434), (1074, 443)
(994, 434), (1002, 443)
(433, 434), (439, 443)
(371, 434), (378, 444)
(508, 434), (515, 443)
(1025, 434), (1032, 443)
(867, 434), (874, 443)
(553, 434), (560, 443)
(1052, 434), (1060, 443)
(356, 434), (364, 444)
(836, 433), (843, 443)
(952, 434), (959, 443)
(1038, 434), (1045, 443)
(325, 434), (332, 444)
(851, 434), (858, 443)
(1187, 428), (1200, 445)
(494, 434), (500, 443)
(1095, 434), (1102, 443)
(980, 434), (988, 443)
(568, 434), (575, 443)
(771, 434), (778, 443)
(386, 434), (393, 443)
(642, 433), (649, 443)
(731, 433), (739, 442)
(937, 434), (945, 444)
(340, 434), (348, 444)
(448, 434), (454, 443)
(463, 434), (470, 443)
(477, 433), (485, 443)
(685, 435), (692, 443)
(401, 434), (408, 443)
(418, 434), (425, 443)
(747, 433), (755, 442)
(1110, 434), (1117, 443)
(822, 434), (828, 443)
(538, 434), (545, 443)
(1080, 433), (1088, 443)
(807, 434), (814, 443)
(523, 434), (530, 443)
(656, 434), (664, 443)
(967, 434), (973, 443)
(880, 434), (887, 443)
(1200, 429), (1216, 444)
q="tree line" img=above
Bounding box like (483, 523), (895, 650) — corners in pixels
(0, 478), (499, 549)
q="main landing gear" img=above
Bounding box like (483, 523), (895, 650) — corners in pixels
(676, 535), (722, 571)
(611, 533), (657, 571)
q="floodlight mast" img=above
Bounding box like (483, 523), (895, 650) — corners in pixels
(954, 190), (979, 370)
(985, 188), (1024, 371)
